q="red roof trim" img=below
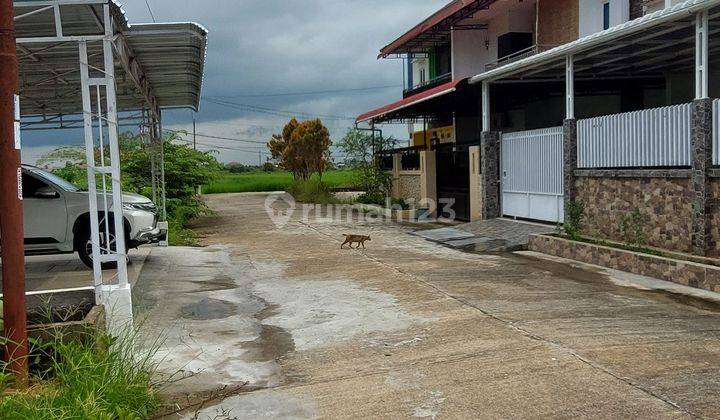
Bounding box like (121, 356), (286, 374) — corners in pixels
(379, 0), (483, 58)
(356, 79), (465, 123)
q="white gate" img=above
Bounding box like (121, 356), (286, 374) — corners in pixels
(501, 127), (564, 223)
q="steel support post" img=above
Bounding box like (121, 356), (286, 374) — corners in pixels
(696, 10), (709, 100)
(482, 81), (490, 132)
(566, 55), (575, 119)
(0, 0), (28, 386)
(78, 4), (133, 333)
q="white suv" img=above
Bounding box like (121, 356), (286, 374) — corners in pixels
(21, 165), (164, 267)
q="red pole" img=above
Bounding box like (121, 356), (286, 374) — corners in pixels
(0, 0), (29, 386)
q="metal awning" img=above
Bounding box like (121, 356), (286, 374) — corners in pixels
(469, 0), (720, 84)
(357, 79), (466, 123)
(11, 0), (209, 324)
(14, 0), (208, 120)
(379, 0), (495, 58)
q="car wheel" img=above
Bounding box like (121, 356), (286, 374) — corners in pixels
(77, 229), (118, 270)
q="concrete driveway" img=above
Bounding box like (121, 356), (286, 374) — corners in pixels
(135, 193), (720, 419)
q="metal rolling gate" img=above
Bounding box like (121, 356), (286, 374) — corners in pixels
(435, 143), (471, 221)
(501, 127), (564, 223)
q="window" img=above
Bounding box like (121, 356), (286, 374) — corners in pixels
(22, 173), (49, 198)
(603, 2), (611, 30)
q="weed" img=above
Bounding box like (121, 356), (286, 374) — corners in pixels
(620, 208), (648, 247)
(0, 321), (161, 419)
(563, 200), (585, 240)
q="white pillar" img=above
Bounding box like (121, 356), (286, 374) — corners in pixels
(482, 81), (490, 132)
(696, 10), (709, 100)
(566, 55), (575, 119)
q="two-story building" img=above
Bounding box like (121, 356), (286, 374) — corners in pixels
(361, 0), (720, 260)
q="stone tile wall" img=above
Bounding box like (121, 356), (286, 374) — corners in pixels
(528, 234), (720, 293)
(398, 172), (421, 205)
(707, 178), (720, 257)
(574, 176), (694, 253)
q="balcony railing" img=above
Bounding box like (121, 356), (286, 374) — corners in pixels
(376, 145), (427, 171)
(403, 72), (452, 98)
(485, 44), (557, 71)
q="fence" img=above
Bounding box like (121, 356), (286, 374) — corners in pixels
(714, 99), (720, 165)
(577, 103), (692, 168)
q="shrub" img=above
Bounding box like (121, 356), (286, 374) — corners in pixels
(355, 191), (386, 206)
(287, 179), (337, 204)
(620, 208), (648, 247)
(0, 326), (160, 419)
(563, 200), (585, 240)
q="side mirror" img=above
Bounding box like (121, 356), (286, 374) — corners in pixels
(34, 186), (60, 199)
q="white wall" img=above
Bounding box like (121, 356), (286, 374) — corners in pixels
(452, 28), (492, 79)
(579, 0), (629, 37)
(644, 0), (685, 14)
(451, 6), (535, 79)
(411, 58), (429, 88)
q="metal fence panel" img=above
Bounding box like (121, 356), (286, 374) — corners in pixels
(502, 127), (564, 195)
(501, 127), (564, 223)
(577, 103), (692, 168)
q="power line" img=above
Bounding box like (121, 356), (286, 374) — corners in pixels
(207, 85), (402, 99)
(202, 97), (356, 121)
(144, 0), (156, 22)
(175, 137), (270, 154)
(164, 128), (268, 145)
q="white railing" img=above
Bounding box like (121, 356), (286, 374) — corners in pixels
(578, 104), (692, 168)
(713, 99), (720, 165)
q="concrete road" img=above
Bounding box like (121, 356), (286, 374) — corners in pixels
(136, 193), (720, 419)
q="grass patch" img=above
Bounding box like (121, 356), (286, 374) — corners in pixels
(287, 179), (353, 204)
(202, 170), (360, 194)
(0, 327), (160, 419)
(551, 233), (666, 257)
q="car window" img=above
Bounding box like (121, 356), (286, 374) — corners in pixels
(27, 168), (80, 192)
(22, 173), (50, 199)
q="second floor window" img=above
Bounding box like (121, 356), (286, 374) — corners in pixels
(603, 2), (611, 30)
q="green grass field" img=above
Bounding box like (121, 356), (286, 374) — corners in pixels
(202, 170), (360, 194)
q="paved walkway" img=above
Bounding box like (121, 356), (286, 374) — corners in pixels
(414, 218), (554, 252)
(135, 193), (720, 419)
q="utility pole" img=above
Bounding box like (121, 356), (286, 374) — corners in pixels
(192, 117), (196, 150)
(0, 0), (29, 386)
(258, 151), (261, 166)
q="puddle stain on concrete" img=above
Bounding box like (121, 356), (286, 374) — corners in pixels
(189, 274), (237, 293)
(240, 324), (295, 363)
(180, 298), (236, 320)
(239, 302), (297, 363)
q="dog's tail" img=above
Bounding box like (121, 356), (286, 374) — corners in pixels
(342, 234), (349, 237)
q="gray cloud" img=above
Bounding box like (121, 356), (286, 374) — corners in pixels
(23, 0), (447, 164)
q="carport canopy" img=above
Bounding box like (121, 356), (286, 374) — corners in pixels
(11, 0), (208, 328)
(14, 0), (207, 128)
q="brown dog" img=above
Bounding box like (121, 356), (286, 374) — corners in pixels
(341, 234), (371, 249)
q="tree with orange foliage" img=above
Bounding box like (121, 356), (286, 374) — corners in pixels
(267, 118), (331, 180)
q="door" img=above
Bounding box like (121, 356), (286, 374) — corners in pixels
(23, 171), (68, 245)
(436, 143), (471, 221)
(501, 127), (564, 223)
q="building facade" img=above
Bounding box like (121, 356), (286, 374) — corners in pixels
(361, 0), (720, 266)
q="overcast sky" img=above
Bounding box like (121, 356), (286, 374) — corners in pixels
(23, 0), (447, 165)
